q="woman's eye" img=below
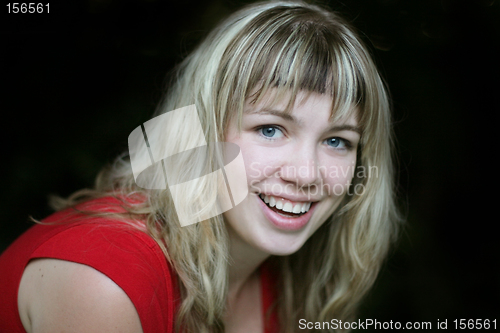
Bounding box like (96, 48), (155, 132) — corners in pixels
(259, 126), (284, 139)
(325, 137), (350, 149)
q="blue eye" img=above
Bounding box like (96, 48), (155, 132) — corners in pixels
(260, 126), (283, 139)
(325, 137), (348, 149)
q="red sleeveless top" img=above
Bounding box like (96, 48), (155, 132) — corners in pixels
(0, 196), (279, 332)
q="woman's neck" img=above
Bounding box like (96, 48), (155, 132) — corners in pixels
(226, 224), (270, 304)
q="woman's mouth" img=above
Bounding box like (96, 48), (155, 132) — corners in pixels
(257, 193), (316, 230)
(258, 194), (312, 217)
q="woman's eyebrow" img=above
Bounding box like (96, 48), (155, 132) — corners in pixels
(326, 125), (362, 135)
(247, 108), (297, 123)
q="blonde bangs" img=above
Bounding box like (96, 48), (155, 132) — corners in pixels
(218, 5), (368, 132)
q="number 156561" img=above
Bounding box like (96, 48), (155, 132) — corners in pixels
(6, 3), (49, 13)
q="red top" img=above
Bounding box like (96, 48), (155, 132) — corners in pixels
(0, 196), (279, 332)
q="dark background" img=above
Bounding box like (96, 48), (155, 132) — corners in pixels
(1, 0), (499, 329)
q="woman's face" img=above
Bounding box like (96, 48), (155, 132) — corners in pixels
(223, 90), (360, 256)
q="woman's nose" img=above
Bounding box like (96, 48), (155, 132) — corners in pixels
(279, 144), (321, 187)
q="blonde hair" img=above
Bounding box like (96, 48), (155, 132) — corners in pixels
(55, 1), (400, 332)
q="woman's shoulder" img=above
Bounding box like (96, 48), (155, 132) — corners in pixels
(1, 195), (169, 282)
(18, 258), (144, 333)
(0, 195), (179, 333)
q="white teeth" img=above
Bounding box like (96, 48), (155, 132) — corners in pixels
(276, 200), (283, 210)
(283, 202), (293, 212)
(260, 194), (312, 214)
(292, 204), (302, 214)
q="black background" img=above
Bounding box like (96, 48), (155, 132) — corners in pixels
(1, 0), (499, 329)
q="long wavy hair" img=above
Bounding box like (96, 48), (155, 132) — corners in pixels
(53, 1), (401, 332)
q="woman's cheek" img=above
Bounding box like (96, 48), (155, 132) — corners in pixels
(243, 146), (281, 183)
(247, 161), (262, 180)
(322, 160), (356, 196)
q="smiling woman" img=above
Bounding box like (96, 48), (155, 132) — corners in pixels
(0, 1), (400, 332)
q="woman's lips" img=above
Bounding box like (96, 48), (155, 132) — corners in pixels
(256, 194), (316, 231)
